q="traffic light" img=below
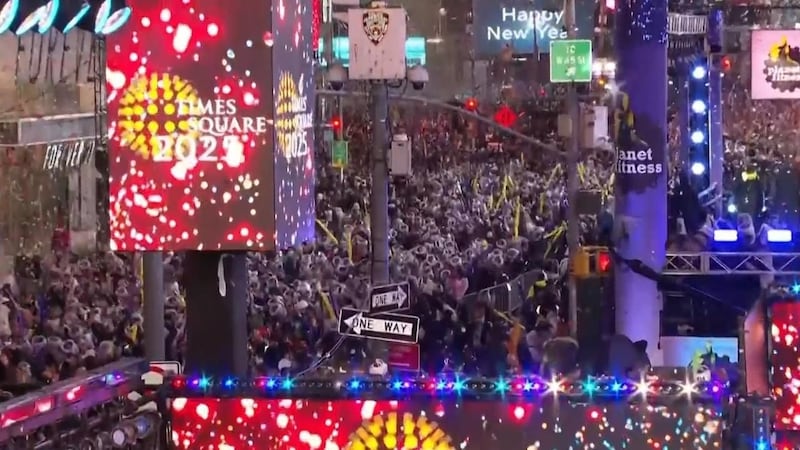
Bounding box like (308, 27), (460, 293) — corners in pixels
(571, 247), (612, 278)
(331, 116), (342, 137)
(464, 97), (478, 111)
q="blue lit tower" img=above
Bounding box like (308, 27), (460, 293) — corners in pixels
(614, 0), (668, 365)
(707, 8), (724, 206)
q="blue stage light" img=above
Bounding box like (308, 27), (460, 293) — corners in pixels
(223, 377), (236, 389)
(94, 0), (130, 35)
(0, 1), (20, 34)
(37, 0), (59, 33)
(767, 229), (792, 243)
(690, 162), (706, 176)
(692, 66), (707, 79)
(791, 283), (800, 295)
(582, 379), (598, 395)
(690, 130), (705, 144)
(347, 379), (362, 391)
(713, 229), (738, 242)
(727, 203), (737, 214)
(494, 378), (510, 394)
(15, 1), (48, 35)
(691, 99), (707, 114)
(58, 0), (91, 33)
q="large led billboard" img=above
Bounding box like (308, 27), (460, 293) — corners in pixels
(272, 0), (316, 247)
(106, 0), (315, 250)
(751, 30), (800, 100)
(471, 0), (595, 58)
(769, 301), (800, 431)
(170, 398), (724, 449)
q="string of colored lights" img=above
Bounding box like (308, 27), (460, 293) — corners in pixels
(165, 374), (729, 402)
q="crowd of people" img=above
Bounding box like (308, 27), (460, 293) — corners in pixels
(2, 50), (793, 395)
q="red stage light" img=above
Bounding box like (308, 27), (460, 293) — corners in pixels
(464, 98), (478, 111)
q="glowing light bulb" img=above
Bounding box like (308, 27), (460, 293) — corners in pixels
(692, 66), (707, 79)
(691, 162), (706, 176)
(691, 130), (705, 144)
(691, 99), (707, 114)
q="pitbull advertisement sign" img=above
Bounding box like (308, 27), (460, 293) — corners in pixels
(751, 30), (800, 100)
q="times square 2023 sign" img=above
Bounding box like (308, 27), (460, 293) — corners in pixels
(105, 0), (316, 251)
(471, 0), (596, 58)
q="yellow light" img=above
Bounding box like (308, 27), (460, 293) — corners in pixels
(404, 434), (419, 449)
(383, 435), (397, 448)
(636, 380), (651, 395)
(547, 379), (563, 393)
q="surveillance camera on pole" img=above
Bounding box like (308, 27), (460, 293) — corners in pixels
(327, 63), (348, 91)
(406, 65), (429, 91)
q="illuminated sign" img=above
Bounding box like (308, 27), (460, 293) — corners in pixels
(106, 0), (276, 251)
(318, 36), (426, 67)
(470, 0), (595, 57)
(751, 30), (800, 100)
(170, 398), (725, 448)
(271, 0), (316, 247)
(43, 139), (95, 171)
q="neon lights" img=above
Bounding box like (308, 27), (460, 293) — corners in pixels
(61, 1), (90, 33)
(37, 0), (59, 33)
(0, 0), (19, 34)
(0, 0), (130, 35)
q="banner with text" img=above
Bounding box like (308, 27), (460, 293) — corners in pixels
(751, 30), (800, 100)
(471, 0), (595, 58)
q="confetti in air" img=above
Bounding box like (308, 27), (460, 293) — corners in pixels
(770, 301), (800, 431)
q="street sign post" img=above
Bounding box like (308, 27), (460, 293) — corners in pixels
(369, 282), (411, 313)
(549, 39), (593, 83)
(332, 140), (349, 167)
(338, 307), (419, 344)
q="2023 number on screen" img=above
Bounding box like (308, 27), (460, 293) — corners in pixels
(152, 135), (239, 162)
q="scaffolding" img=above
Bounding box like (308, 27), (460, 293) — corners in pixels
(91, 36), (109, 248)
(664, 252), (800, 275)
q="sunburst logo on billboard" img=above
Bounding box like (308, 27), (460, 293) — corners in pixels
(347, 412), (455, 450)
(275, 71), (311, 159)
(117, 73), (200, 159)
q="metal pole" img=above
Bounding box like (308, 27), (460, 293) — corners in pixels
(565, 0), (581, 338)
(369, 81), (390, 361)
(370, 81), (391, 287)
(142, 251), (165, 360)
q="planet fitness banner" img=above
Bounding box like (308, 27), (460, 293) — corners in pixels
(751, 30), (800, 100)
(471, 0), (595, 58)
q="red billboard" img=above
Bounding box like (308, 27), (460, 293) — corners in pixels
(769, 301), (800, 431)
(106, 0), (316, 251)
(169, 398), (724, 449)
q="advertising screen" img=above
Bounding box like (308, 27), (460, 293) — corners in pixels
(471, 0), (596, 58)
(106, 0), (276, 251)
(169, 398), (724, 449)
(751, 30), (800, 100)
(769, 301), (800, 431)
(318, 36), (427, 67)
(272, 0), (317, 247)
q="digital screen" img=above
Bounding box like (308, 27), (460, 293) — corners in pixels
(317, 36), (427, 67)
(751, 30), (800, 100)
(272, 0), (316, 247)
(769, 301), (800, 431)
(471, 0), (595, 58)
(169, 398), (724, 449)
(106, 0), (276, 251)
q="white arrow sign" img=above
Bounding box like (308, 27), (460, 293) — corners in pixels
(371, 285), (408, 309)
(344, 312), (414, 337)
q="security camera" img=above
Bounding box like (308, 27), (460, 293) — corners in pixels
(406, 65), (429, 91)
(327, 63), (348, 91)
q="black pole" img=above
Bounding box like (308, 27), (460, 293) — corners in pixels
(183, 251), (249, 378)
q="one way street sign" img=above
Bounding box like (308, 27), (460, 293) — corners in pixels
(369, 282), (411, 313)
(338, 307), (419, 344)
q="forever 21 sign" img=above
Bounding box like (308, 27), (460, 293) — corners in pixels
(43, 139), (96, 171)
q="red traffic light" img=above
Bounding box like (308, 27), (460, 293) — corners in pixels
(464, 98), (478, 111)
(597, 252), (611, 272)
(721, 55), (732, 72)
(493, 105), (517, 128)
(331, 116), (342, 130)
